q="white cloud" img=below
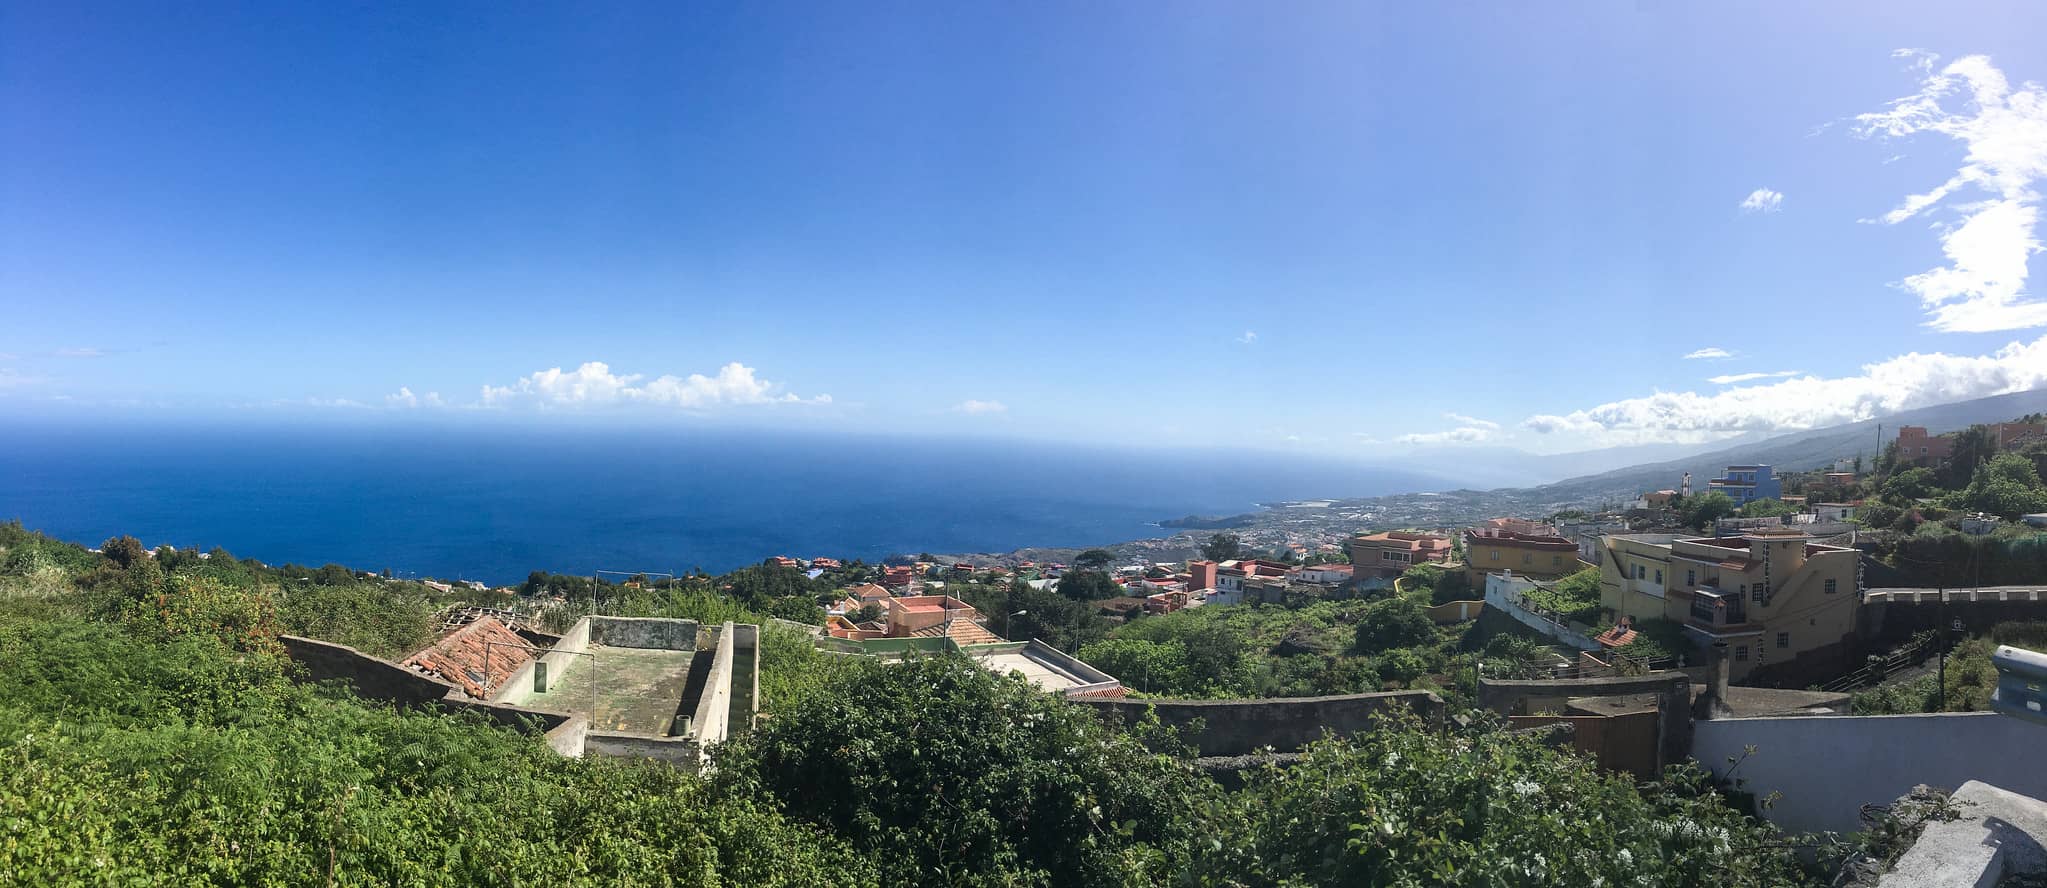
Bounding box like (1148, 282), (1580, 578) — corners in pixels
(479, 361), (828, 409)
(0, 368), (38, 389)
(385, 387), (445, 408)
(1740, 188), (1784, 213)
(55, 347), (104, 358)
(1398, 419), (1499, 445)
(1524, 334), (2047, 444)
(1853, 53), (2047, 332)
(1442, 412), (1501, 430)
(1237, 330), (1258, 344)
(954, 399), (1007, 415)
(1396, 425), (1496, 445)
(1706, 370), (1802, 385)
(1683, 347), (1735, 360)
(303, 397), (369, 409)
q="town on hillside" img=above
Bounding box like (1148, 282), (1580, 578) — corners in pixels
(12, 416), (2047, 884)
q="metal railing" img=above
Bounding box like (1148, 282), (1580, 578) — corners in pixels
(1820, 633), (1938, 693)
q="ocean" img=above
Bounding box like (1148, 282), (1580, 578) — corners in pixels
(0, 421), (1446, 584)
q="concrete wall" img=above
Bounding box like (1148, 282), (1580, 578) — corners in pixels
(280, 634), (457, 706)
(726, 623), (758, 738)
(492, 616), (591, 706)
(1692, 712), (2047, 835)
(1479, 672), (1693, 769)
(590, 615), (697, 651)
(584, 731), (701, 768)
(1076, 691), (1442, 756)
(689, 622), (738, 746)
(1509, 710), (1661, 780)
(1025, 639), (1124, 697)
(1426, 600), (1484, 623)
(1485, 574), (1602, 650)
(546, 715), (590, 757)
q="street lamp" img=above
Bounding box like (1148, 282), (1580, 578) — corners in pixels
(1005, 609), (1027, 641)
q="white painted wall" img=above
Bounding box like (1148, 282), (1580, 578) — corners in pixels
(1692, 712), (2047, 835)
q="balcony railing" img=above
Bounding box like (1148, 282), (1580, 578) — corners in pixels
(1688, 587), (1745, 627)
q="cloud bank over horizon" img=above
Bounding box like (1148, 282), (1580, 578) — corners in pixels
(1520, 334), (2047, 445)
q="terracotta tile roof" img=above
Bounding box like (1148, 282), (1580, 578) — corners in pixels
(846, 583), (892, 601)
(1594, 625), (1638, 648)
(401, 618), (532, 699)
(911, 620), (1001, 644)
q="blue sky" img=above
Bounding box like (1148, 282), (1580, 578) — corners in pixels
(4, 1), (2046, 456)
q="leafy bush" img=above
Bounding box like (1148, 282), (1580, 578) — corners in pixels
(0, 606), (875, 886)
(1354, 596), (1434, 653)
(719, 654), (1214, 887)
(1195, 712), (1813, 886)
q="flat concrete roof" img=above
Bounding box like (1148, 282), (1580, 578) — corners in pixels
(977, 649), (1095, 694)
(524, 645), (695, 735)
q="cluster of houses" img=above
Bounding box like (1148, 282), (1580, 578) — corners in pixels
(793, 443), (2047, 686)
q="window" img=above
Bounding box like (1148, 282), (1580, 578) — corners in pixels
(1825, 578), (1838, 594)
(1635, 564), (1645, 580)
(1654, 569), (1663, 584)
(1491, 550), (1501, 561)
(1687, 569), (1696, 586)
(1552, 555), (1562, 567)
(1776, 632), (1790, 649)
(1735, 645), (1749, 662)
(1739, 583), (1747, 596)
(1522, 554), (1532, 565)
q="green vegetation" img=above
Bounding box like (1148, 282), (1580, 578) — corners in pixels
(1200, 531), (1244, 562)
(1518, 567), (1602, 625)
(1398, 562), (1472, 604)
(1675, 490), (1738, 529)
(1852, 622), (2047, 715)
(1200, 712), (1811, 886)
(1739, 497), (1798, 519)
(0, 523), (1857, 885)
(1078, 583), (1502, 699)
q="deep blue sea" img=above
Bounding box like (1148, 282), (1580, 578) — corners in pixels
(0, 422), (1447, 584)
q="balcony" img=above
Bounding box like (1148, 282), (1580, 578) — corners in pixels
(1687, 587), (1751, 636)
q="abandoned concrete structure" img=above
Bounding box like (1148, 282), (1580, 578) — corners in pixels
(285, 614), (758, 769)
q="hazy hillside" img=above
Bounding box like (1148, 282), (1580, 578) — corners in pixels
(1533, 388), (2047, 502)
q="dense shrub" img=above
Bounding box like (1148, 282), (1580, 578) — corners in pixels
(0, 605), (874, 886)
(1195, 712), (1815, 886)
(719, 655), (1215, 887)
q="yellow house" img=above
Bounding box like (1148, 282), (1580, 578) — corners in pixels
(1598, 529), (1859, 680)
(1462, 528), (1584, 588)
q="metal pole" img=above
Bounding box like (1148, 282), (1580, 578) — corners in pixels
(1937, 584), (1948, 712)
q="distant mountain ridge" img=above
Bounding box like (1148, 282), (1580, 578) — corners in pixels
(1526, 388), (2047, 502)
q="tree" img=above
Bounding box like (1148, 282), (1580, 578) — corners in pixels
(1201, 532), (1244, 562)
(1054, 570), (1121, 602)
(1951, 452), (2047, 519)
(1354, 596), (1434, 653)
(1073, 548), (1115, 570)
(1678, 491), (1737, 529)
(848, 603), (883, 625)
(1941, 425), (1998, 489)
(100, 535), (146, 569)
(721, 655), (1213, 887)
(1882, 467), (1938, 502)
